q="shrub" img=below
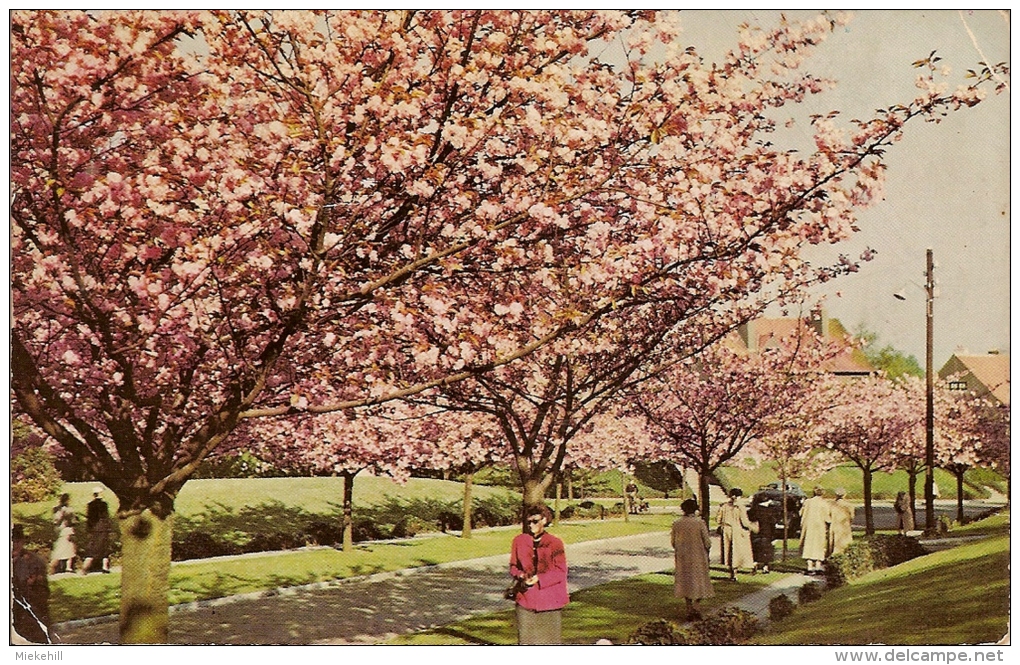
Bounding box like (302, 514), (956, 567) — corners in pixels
(825, 540), (876, 588)
(798, 581), (823, 604)
(471, 494), (521, 528)
(352, 519), (386, 542)
(694, 607), (761, 645)
(870, 534), (927, 567)
(306, 519), (341, 547)
(437, 510), (463, 532)
(193, 450), (283, 479)
(627, 619), (683, 645)
(825, 534), (926, 587)
(173, 531), (238, 560)
(392, 516), (430, 539)
(245, 531), (302, 553)
(769, 594), (796, 622)
(11, 447), (63, 503)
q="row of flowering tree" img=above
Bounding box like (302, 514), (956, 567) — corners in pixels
(11, 9), (1005, 642)
(626, 328), (846, 526)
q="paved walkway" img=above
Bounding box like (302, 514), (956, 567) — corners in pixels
(53, 529), (815, 645)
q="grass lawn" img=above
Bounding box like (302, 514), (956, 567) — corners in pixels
(751, 512), (1010, 645)
(49, 513), (675, 624)
(14, 476), (518, 531)
(389, 510), (1009, 646)
(388, 567), (782, 645)
(716, 463), (1001, 501)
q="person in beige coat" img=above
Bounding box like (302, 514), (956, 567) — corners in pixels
(717, 488), (754, 580)
(828, 487), (854, 556)
(800, 486), (832, 574)
(671, 499), (714, 621)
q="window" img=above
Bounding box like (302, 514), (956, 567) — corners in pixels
(949, 380), (968, 391)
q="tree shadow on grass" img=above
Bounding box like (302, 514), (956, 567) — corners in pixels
(173, 500), (332, 556)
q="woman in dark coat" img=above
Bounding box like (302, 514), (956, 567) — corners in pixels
(747, 499), (776, 574)
(81, 487), (113, 574)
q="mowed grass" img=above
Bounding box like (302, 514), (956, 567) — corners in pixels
(716, 463), (1001, 501)
(13, 475), (519, 526)
(48, 513), (675, 624)
(389, 567), (781, 645)
(751, 512), (1010, 645)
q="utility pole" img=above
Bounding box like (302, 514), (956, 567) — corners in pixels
(924, 248), (935, 534)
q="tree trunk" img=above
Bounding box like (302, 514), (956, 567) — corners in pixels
(119, 510), (172, 643)
(341, 471), (355, 551)
(522, 476), (552, 510)
(780, 467), (790, 561)
(698, 471), (712, 528)
(863, 468), (875, 536)
(907, 467), (919, 520)
(553, 477), (562, 527)
(461, 471), (473, 539)
(621, 473), (629, 523)
(955, 467), (966, 524)
(566, 473), (574, 500)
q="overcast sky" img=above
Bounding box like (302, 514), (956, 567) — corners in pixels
(670, 9), (1010, 368)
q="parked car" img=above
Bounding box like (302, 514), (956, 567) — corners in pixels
(749, 481), (806, 538)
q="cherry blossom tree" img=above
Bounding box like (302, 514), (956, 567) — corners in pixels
(11, 10), (1004, 642)
(817, 375), (920, 535)
(932, 382), (1003, 523)
(630, 340), (828, 526)
(249, 406), (434, 552)
(406, 409), (505, 538)
(975, 402), (1011, 506)
(749, 410), (842, 559)
(888, 377), (928, 516)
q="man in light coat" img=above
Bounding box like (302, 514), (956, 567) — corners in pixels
(828, 487), (854, 556)
(800, 486), (832, 575)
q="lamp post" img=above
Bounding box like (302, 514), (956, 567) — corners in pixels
(893, 248), (936, 534)
(923, 248), (935, 534)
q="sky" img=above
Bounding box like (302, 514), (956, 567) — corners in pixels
(669, 9), (1011, 369)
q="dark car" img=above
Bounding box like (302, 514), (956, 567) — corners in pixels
(748, 482), (806, 539)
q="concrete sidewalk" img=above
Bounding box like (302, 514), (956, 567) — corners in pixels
(53, 529), (815, 645)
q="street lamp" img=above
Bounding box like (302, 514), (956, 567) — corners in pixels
(893, 248), (936, 534)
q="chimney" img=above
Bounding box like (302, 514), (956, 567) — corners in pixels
(738, 320), (757, 352)
(809, 306), (828, 339)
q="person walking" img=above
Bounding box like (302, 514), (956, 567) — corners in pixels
(81, 487), (113, 574)
(49, 493), (77, 575)
(717, 488), (754, 581)
(829, 487), (854, 556)
(625, 481), (640, 514)
(671, 499), (714, 621)
(746, 496), (776, 574)
(800, 486), (832, 574)
(12, 524), (52, 644)
(894, 491), (914, 535)
(508, 503), (569, 644)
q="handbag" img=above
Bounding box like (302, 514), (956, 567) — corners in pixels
(503, 578), (525, 600)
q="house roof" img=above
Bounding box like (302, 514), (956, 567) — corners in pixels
(939, 353), (1011, 405)
(724, 314), (873, 375)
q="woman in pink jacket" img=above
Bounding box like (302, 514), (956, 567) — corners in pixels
(508, 503), (569, 644)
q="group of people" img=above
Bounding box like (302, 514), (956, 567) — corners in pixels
(48, 487), (115, 576)
(12, 487), (115, 644)
(503, 487), (863, 643)
(669, 485), (860, 622)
